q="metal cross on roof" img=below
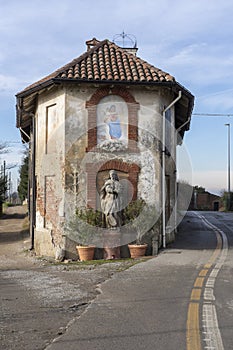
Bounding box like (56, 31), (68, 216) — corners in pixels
(113, 31), (137, 48)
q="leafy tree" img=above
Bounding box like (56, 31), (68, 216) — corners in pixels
(0, 175), (7, 202)
(18, 153), (29, 202)
(221, 191), (233, 211)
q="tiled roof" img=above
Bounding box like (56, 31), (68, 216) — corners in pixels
(17, 38), (175, 96)
(58, 39), (175, 82)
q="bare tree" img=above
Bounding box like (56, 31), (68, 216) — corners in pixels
(0, 141), (9, 155)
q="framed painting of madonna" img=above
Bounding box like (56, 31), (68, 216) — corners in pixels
(96, 95), (128, 146)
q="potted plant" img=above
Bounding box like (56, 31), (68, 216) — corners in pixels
(124, 199), (148, 259)
(65, 207), (102, 261)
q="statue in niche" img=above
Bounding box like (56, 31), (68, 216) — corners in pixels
(100, 170), (122, 229)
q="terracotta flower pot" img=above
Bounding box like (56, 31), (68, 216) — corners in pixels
(76, 245), (95, 261)
(128, 243), (148, 259)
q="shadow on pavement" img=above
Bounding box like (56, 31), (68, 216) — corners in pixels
(0, 212), (27, 220)
(0, 230), (29, 244)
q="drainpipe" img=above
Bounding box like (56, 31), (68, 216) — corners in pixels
(19, 126), (33, 247)
(176, 114), (191, 134)
(162, 91), (182, 248)
(30, 116), (36, 250)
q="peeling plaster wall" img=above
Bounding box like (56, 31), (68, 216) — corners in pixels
(62, 85), (177, 256)
(131, 87), (177, 215)
(35, 87), (65, 257)
(34, 84), (178, 257)
(64, 85), (94, 219)
(63, 85), (168, 216)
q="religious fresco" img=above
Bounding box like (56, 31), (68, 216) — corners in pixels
(96, 95), (128, 145)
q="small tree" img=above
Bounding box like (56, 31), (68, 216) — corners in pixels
(0, 142), (9, 155)
(0, 174), (7, 202)
(0, 142), (8, 205)
(221, 191), (233, 211)
(18, 153), (29, 202)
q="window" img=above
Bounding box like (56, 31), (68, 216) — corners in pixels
(46, 104), (57, 153)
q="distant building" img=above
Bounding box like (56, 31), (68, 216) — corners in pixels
(189, 187), (221, 211)
(16, 37), (194, 258)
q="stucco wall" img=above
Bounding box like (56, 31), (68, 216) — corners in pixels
(34, 84), (178, 257)
(35, 87), (66, 257)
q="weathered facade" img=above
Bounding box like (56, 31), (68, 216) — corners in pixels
(16, 38), (194, 258)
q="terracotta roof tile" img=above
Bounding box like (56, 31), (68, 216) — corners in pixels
(17, 38), (175, 96)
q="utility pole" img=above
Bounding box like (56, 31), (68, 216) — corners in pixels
(3, 160), (6, 200)
(8, 171), (11, 203)
(225, 123), (231, 210)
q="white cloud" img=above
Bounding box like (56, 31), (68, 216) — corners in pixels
(0, 74), (27, 94)
(156, 42), (233, 89)
(200, 90), (233, 111)
(1, 0), (233, 192)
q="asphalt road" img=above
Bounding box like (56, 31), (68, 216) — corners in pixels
(45, 211), (233, 350)
(1, 208), (233, 350)
(199, 211), (233, 350)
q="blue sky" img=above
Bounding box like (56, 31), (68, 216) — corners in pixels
(1, 0), (233, 194)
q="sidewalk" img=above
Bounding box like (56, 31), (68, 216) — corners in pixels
(0, 205), (150, 350)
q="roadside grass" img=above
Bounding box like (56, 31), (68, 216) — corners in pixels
(34, 255), (153, 271)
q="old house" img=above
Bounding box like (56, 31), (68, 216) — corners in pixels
(16, 37), (194, 258)
(189, 187), (221, 211)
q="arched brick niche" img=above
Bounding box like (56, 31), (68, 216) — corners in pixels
(86, 87), (140, 152)
(86, 159), (140, 209)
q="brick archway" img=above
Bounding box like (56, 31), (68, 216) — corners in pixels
(86, 87), (139, 152)
(86, 160), (140, 209)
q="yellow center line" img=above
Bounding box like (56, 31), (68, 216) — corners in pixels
(191, 288), (202, 301)
(204, 263), (212, 269)
(194, 277), (205, 288)
(199, 269), (208, 277)
(186, 219), (224, 350)
(208, 249), (220, 264)
(206, 232), (222, 265)
(186, 302), (201, 350)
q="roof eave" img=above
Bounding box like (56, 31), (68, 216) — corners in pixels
(16, 77), (194, 138)
(16, 77), (178, 102)
(16, 79), (58, 98)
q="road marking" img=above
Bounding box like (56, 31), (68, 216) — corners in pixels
(204, 287), (215, 301)
(204, 263), (212, 269)
(186, 213), (229, 350)
(199, 269), (208, 277)
(202, 304), (224, 350)
(191, 288), (202, 301)
(187, 302), (201, 350)
(194, 277), (205, 288)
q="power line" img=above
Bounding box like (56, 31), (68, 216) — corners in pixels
(193, 113), (233, 117)
(5, 141), (21, 144)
